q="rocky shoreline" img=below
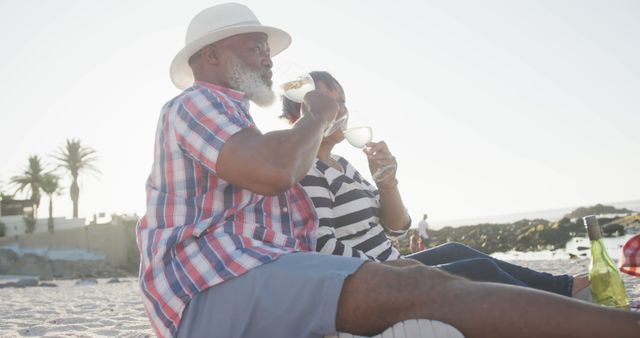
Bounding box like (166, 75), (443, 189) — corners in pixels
(0, 248), (137, 281)
(397, 207), (639, 256)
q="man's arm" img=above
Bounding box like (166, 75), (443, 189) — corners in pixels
(217, 91), (337, 195)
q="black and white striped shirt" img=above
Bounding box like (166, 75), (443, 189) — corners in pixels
(301, 155), (409, 261)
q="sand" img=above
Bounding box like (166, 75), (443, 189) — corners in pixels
(0, 259), (638, 337)
(0, 278), (153, 338)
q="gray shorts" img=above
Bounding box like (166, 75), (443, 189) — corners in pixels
(177, 252), (366, 338)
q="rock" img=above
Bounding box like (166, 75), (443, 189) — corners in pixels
(0, 248), (19, 273)
(107, 278), (122, 284)
(39, 282), (57, 287)
(16, 278), (39, 287)
(0, 244), (137, 280)
(0, 277), (39, 288)
(603, 223), (625, 237)
(40, 274), (55, 280)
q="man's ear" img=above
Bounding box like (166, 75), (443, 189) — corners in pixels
(202, 44), (222, 65)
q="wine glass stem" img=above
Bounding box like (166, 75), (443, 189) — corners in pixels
(372, 164), (396, 181)
(324, 114), (348, 137)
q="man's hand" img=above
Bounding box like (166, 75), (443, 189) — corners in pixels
(301, 89), (339, 127)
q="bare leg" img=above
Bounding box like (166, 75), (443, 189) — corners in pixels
(336, 262), (640, 338)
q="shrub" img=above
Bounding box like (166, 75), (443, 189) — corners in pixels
(23, 216), (36, 234)
(0, 220), (5, 237)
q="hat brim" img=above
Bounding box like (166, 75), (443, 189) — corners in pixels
(170, 25), (291, 90)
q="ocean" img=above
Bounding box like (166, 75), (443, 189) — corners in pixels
(492, 233), (637, 262)
(433, 199), (640, 229)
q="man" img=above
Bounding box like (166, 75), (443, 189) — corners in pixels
(137, 3), (640, 338)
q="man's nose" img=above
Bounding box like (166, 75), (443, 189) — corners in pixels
(262, 56), (273, 69)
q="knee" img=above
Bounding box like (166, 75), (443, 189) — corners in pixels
(401, 264), (467, 297)
(336, 263), (460, 336)
(440, 242), (470, 253)
(399, 265), (474, 316)
(353, 263), (465, 301)
(337, 262), (470, 335)
(444, 242), (466, 249)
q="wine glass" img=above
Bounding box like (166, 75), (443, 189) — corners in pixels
(280, 73), (347, 136)
(280, 73), (315, 103)
(342, 115), (396, 182)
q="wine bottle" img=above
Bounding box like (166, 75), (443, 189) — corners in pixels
(583, 215), (629, 309)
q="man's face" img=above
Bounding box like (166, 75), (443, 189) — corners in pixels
(219, 33), (275, 106)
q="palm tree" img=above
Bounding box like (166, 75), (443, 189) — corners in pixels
(41, 173), (63, 232)
(10, 155), (46, 218)
(52, 139), (99, 218)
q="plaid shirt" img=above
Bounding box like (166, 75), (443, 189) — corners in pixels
(136, 81), (317, 338)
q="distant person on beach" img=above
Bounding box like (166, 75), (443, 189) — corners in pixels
(418, 213), (430, 247)
(410, 229), (425, 253)
(283, 70), (588, 297)
(136, 4), (640, 338)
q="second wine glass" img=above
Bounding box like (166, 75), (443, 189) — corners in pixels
(342, 116), (396, 182)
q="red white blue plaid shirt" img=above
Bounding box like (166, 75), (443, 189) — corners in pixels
(136, 81), (317, 338)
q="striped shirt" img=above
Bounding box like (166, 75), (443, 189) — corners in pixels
(136, 81), (317, 338)
(300, 155), (409, 262)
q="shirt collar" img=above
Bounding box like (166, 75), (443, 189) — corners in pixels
(194, 81), (247, 101)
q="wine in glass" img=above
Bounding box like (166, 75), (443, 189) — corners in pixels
(280, 73), (347, 136)
(343, 126), (372, 148)
(342, 118), (396, 181)
(280, 73), (315, 103)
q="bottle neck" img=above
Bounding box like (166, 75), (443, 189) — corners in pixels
(583, 215), (602, 241)
(587, 224), (603, 241)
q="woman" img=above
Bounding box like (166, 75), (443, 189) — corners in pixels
(281, 71), (589, 298)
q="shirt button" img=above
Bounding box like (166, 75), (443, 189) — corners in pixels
(282, 207), (288, 212)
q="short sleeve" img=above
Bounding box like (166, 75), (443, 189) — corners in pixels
(173, 89), (252, 174)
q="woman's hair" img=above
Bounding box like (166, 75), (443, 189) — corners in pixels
(280, 71), (343, 123)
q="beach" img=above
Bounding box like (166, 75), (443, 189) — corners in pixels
(0, 258), (638, 338)
(0, 278), (153, 337)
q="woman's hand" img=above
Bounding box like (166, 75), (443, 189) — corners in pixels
(365, 141), (409, 232)
(363, 141), (397, 189)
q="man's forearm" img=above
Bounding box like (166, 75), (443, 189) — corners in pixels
(261, 113), (327, 183)
(216, 114), (328, 195)
(216, 90), (337, 195)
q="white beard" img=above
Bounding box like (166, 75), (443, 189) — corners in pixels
(226, 57), (275, 107)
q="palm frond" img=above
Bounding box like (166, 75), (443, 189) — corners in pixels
(52, 138), (100, 175)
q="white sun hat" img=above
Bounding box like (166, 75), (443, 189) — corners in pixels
(170, 3), (291, 90)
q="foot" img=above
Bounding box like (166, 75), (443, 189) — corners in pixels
(572, 272), (590, 296)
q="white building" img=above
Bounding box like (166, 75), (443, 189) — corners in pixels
(0, 215), (86, 237)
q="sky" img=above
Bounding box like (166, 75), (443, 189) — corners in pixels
(0, 0), (638, 227)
